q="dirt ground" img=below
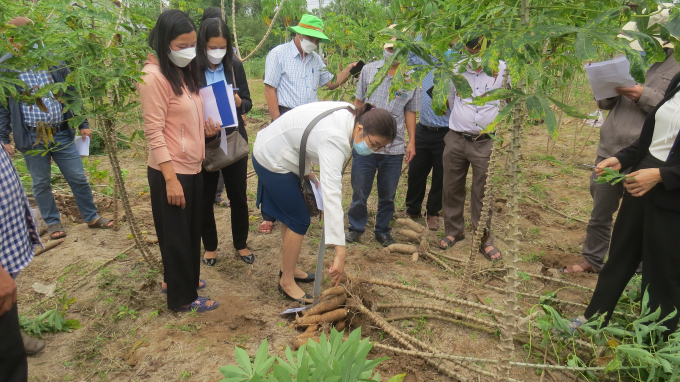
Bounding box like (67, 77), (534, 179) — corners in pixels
(15, 83), (608, 381)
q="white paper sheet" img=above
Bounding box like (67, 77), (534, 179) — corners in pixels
(585, 56), (636, 100)
(74, 136), (90, 156)
(199, 86), (223, 126)
(312, 180), (323, 211)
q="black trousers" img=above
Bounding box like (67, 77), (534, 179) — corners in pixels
(202, 155), (250, 251)
(405, 123), (448, 217)
(585, 171), (680, 333)
(148, 167), (203, 310)
(0, 304), (28, 382)
(261, 105), (293, 223)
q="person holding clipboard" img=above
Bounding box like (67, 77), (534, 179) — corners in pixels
(196, 17), (254, 266)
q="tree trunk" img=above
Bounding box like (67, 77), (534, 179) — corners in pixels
(103, 117), (160, 270)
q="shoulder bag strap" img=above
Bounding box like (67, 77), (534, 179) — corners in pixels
(298, 106), (349, 182)
(229, 64), (239, 132)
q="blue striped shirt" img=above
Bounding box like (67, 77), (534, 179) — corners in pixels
(408, 53), (449, 128)
(264, 40), (334, 108)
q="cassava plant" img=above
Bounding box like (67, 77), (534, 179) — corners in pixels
(363, 0), (680, 380)
(218, 328), (407, 382)
(0, 0), (161, 269)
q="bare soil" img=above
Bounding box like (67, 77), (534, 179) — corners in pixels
(17, 97), (608, 381)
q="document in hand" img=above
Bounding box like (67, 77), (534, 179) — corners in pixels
(74, 136), (90, 156)
(199, 80), (239, 155)
(585, 56), (636, 101)
(199, 80), (238, 128)
(312, 180), (323, 211)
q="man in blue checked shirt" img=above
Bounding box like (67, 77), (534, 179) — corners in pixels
(259, 14), (356, 233)
(346, 38), (420, 247)
(0, 17), (114, 241)
(402, 49), (455, 231)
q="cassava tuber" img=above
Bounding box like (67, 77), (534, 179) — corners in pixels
(293, 336), (319, 350)
(334, 320), (346, 331)
(295, 308), (348, 326)
(296, 332), (318, 340)
(319, 286), (345, 300)
(302, 294), (346, 316)
(305, 324), (319, 333)
(387, 244), (418, 254)
(396, 218), (425, 233)
(398, 229), (420, 242)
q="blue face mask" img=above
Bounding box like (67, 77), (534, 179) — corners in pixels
(353, 138), (375, 156)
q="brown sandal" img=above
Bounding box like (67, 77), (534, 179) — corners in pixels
(561, 261), (596, 274)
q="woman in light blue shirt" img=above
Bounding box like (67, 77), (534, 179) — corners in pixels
(196, 17), (253, 266)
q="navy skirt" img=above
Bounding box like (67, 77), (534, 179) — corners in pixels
(252, 156), (310, 235)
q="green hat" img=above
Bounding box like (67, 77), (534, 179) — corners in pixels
(287, 14), (330, 43)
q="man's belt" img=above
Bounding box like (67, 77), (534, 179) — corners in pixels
(29, 121), (70, 132)
(419, 123), (448, 132)
(452, 130), (492, 141)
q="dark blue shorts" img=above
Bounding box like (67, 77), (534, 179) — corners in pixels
(253, 156), (310, 235)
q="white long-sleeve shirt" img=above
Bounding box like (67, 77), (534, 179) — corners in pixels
(448, 60), (507, 134)
(253, 101), (354, 246)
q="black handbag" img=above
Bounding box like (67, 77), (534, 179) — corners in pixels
(298, 106), (348, 217)
(202, 66), (249, 172)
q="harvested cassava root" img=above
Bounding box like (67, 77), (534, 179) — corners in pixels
(302, 294), (346, 316)
(292, 287), (350, 349)
(319, 286), (345, 300)
(396, 218), (425, 233)
(295, 308), (348, 326)
(386, 244), (418, 254)
(397, 229), (420, 242)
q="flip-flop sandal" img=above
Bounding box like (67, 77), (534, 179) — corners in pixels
(438, 234), (465, 250)
(47, 223), (66, 240)
(88, 217), (113, 229)
(161, 279), (207, 294)
(479, 245), (503, 261)
(560, 261), (596, 274)
(214, 200), (230, 207)
(259, 220), (273, 234)
(172, 296), (219, 313)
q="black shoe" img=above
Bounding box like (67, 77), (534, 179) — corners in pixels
(202, 257), (217, 267)
(278, 284), (312, 305)
(279, 270), (315, 283)
(236, 248), (255, 264)
(346, 230), (363, 243)
(375, 233), (397, 247)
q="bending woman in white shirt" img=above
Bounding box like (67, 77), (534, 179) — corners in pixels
(252, 102), (397, 304)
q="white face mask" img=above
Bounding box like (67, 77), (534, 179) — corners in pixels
(300, 37), (317, 54)
(207, 48), (227, 65)
(168, 46), (196, 68)
(383, 49), (394, 61)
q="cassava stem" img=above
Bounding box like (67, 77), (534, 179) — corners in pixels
(352, 298), (470, 381)
(376, 302), (497, 328)
(352, 276), (507, 316)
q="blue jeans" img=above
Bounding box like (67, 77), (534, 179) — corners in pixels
(22, 129), (99, 226)
(348, 149), (404, 235)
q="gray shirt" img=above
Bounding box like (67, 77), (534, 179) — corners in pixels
(596, 49), (680, 159)
(355, 60), (421, 155)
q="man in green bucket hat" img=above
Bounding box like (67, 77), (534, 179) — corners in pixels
(258, 14), (356, 235)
